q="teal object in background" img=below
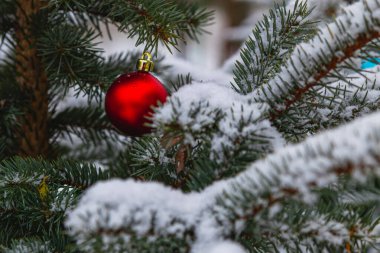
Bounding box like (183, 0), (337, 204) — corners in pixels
(362, 58), (380, 69)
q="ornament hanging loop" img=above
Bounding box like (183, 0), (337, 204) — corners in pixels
(137, 52), (154, 72)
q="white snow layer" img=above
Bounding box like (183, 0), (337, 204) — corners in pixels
(65, 2), (380, 251)
(254, 0), (380, 109)
(300, 216), (349, 245)
(153, 81), (285, 161)
(195, 241), (248, 253)
(315, 65), (380, 124)
(256, 215), (352, 249)
(66, 110), (380, 252)
(164, 56), (233, 86)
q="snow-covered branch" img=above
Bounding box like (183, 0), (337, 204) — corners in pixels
(276, 65), (380, 138)
(232, 0), (314, 94)
(67, 110), (380, 252)
(153, 81), (283, 163)
(317, 66), (380, 123)
(255, 0), (380, 120)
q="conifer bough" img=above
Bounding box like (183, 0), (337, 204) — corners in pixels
(2, 0), (380, 252)
(67, 0), (380, 252)
(254, 0), (380, 119)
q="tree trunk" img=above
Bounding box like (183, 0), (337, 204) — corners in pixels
(15, 0), (49, 157)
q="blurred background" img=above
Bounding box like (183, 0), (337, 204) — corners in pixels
(99, 0), (277, 70)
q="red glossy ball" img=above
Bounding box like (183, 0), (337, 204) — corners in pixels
(105, 71), (168, 136)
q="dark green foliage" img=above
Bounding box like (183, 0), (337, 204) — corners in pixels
(0, 157), (110, 250)
(76, 234), (188, 253)
(47, 0), (213, 53)
(215, 174), (380, 252)
(3, 0), (380, 252)
(109, 136), (169, 179)
(1, 238), (53, 253)
(0, 1), (15, 37)
(50, 106), (117, 144)
(0, 0), (213, 249)
(0, 0), (209, 160)
(0, 64), (21, 158)
(0, 0), (212, 251)
(110, 135), (191, 189)
(167, 73), (193, 94)
(38, 24), (103, 99)
(229, 0), (380, 144)
(275, 79), (380, 141)
(232, 0), (316, 94)
(186, 140), (265, 191)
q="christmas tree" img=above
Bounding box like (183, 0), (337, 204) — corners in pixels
(1, 0), (380, 252)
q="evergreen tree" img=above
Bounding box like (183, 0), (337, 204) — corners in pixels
(1, 0), (380, 252)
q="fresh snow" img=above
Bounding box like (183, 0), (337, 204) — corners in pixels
(65, 1), (380, 252)
(153, 81), (284, 161)
(316, 65), (380, 122)
(254, 0), (380, 110)
(300, 216), (349, 245)
(66, 110), (380, 252)
(193, 241), (247, 253)
(164, 56), (233, 87)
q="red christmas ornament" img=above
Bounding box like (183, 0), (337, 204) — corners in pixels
(105, 52), (168, 136)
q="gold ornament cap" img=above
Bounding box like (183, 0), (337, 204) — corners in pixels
(136, 52), (154, 72)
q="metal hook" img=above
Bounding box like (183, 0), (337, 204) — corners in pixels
(136, 52), (154, 72)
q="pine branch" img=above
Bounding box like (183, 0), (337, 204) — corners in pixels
(151, 80), (284, 190)
(0, 226), (75, 252)
(113, 136), (177, 181)
(50, 106), (115, 137)
(271, 32), (380, 120)
(280, 69), (380, 140)
(110, 135), (206, 191)
(0, 157), (110, 247)
(66, 111), (380, 252)
(0, 99), (22, 158)
(153, 82), (280, 164)
(47, 0), (213, 53)
(2, 238), (52, 253)
(0, 157), (110, 200)
(48, 106), (128, 161)
(5, 0), (380, 251)
(232, 0), (316, 94)
(252, 0), (380, 123)
(48, 106), (127, 162)
(38, 23), (104, 101)
(238, 182), (379, 251)
(39, 28), (169, 102)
